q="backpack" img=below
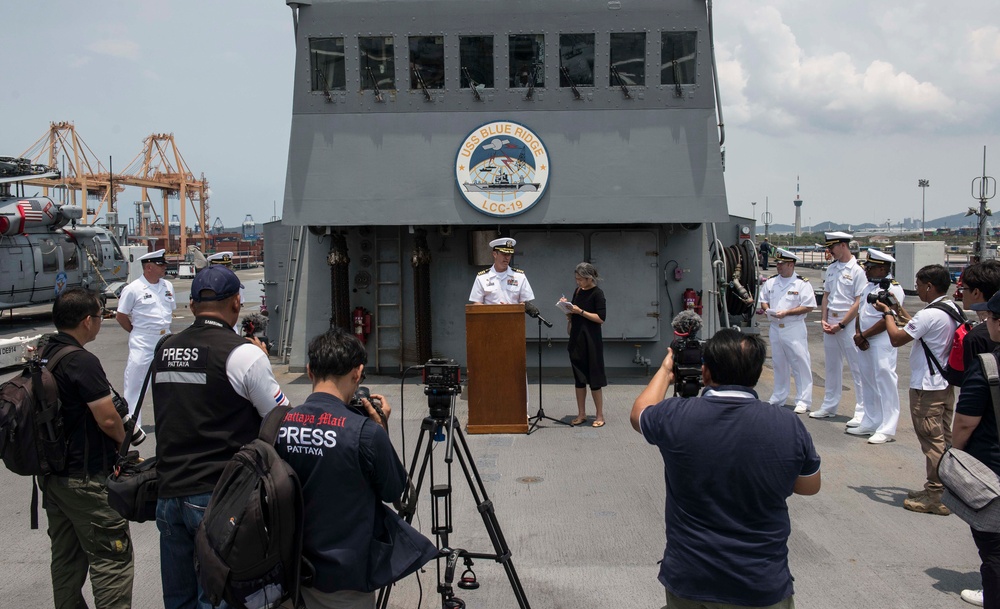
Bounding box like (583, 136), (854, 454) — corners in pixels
(195, 405), (309, 609)
(920, 300), (973, 386)
(0, 345), (81, 477)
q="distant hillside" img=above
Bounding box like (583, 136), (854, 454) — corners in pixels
(757, 211), (980, 234)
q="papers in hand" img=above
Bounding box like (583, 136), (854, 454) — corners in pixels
(764, 308), (779, 318)
(556, 300), (574, 313)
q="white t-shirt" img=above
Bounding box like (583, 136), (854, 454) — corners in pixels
(903, 296), (961, 390)
(226, 343), (289, 416)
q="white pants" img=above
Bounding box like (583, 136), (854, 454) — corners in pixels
(768, 320), (813, 408)
(857, 333), (900, 435)
(123, 329), (167, 426)
(821, 313), (864, 417)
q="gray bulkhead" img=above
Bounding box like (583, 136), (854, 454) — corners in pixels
(276, 0), (733, 373)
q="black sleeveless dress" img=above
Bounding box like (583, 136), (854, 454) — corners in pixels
(568, 286), (607, 389)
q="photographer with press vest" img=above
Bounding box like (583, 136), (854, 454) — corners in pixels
(42, 287), (134, 609)
(275, 327), (436, 608)
(153, 265), (289, 609)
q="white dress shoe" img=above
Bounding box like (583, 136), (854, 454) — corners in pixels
(794, 404), (808, 414)
(867, 433), (893, 444)
(808, 410), (836, 419)
(845, 427), (876, 436)
(845, 415), (863, 428)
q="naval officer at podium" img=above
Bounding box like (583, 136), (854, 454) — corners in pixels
(469, 238), (535, 305)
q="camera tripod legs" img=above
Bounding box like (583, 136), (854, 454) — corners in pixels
(377, 415), (531, 609)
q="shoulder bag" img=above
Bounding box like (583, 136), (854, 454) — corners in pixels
(939, 352), (1000, 532)
(105, 335), (169, 523)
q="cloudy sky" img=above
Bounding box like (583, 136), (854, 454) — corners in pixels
(2, 1), (997, 229)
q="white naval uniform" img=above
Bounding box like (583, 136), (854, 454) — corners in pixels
(469, 266), (535, 304)
(856, 278), (906, 436)
(118, 276), (176, 423)
(761, 273), (816, 409)
(820, 256), (866, 417)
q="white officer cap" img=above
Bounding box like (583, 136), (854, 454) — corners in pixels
(773, 247), (801, 263)
(865, 248), (896, 265)
(489, 238), (516, 254)
(139, 249), (167, 264)
(207, 251), (233, 266)
(823, 231), (853, 247)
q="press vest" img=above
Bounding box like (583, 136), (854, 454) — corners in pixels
(153, 317), (262, 498)
(277, 392), (405, 593)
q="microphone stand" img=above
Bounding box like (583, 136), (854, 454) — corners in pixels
(527, 310), (571, 434)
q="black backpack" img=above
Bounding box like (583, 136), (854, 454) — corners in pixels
(0, 345), (81, 477)
(195, 405), (309, 609)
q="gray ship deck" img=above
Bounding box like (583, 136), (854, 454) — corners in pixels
(0, 267), (982, 608)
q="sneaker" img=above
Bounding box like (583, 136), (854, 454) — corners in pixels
(845, 427), (876, 436)
(845, 415), (864, 428)
(867, 433), (893, 444)
(808, 410), (836, 419)
(903, 495), (951, 515)
(961, 589), (984, 607)
(794, 404), (809, 414)
(907, 489), (929, 500)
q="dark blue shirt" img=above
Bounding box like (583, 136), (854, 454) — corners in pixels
(956, 353), (1000, 476)
(640, 386), (821, 606)
(276, 392), (410, 592)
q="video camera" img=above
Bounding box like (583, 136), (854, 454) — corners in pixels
(240, 313), (274, 354)
(865, 278), (900, 308)
(423, 358), (462, 419)
(670, 311), (704, 398)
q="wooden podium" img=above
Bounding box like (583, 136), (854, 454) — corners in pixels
(465, 304), (528, 434)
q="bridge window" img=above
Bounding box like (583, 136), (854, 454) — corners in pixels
(460, 36), (494, 89)
(509, 34), (544, 88)
(310, 38), (346, 91)
(360, 36), (396, 90)
(409, 36), (445, 90)
(610, 33), (646, 87)
(661, 32), (697, 85)
(559, 34), (595, 87)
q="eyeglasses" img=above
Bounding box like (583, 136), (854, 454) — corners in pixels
(89, 313), (104, 320)
(990, 314), (1000, 322)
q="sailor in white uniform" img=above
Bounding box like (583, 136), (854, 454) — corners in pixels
(207, 251), (244, 334)
(847, 248), (906, 444)
(469, 238), (535, 305)
(115, 249), (176, 427)
(759, 248), (817, 413)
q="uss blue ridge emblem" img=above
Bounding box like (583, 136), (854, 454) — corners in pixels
(455, 120), (550, 218)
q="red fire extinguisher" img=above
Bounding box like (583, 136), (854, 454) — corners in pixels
(682, 288), (703, 316)
(353, 306), (372, 344)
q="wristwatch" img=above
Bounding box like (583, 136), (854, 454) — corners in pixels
(837, 322), (845, 329)
(883, 310), (896, 318)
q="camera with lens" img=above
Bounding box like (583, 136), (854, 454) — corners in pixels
(240, 313), (275, 354)
(865, 278), (900, 308)
(111, 390), (146, 446)
(350, 386), (386, 423)
(670, 336), (705, 398)
(423, 358), (462, 419)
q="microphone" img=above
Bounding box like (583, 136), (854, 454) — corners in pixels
(671, 310), (703, 338)
(524, 301), (553, 328)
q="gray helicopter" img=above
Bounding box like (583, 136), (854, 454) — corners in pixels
(0, 157), (128, 310)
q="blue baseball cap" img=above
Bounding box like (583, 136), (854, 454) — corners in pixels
(971, 291), (1000, 315)
(190, 266), (243, 302)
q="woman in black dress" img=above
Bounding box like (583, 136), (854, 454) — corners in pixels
(560, 262), (607, 427)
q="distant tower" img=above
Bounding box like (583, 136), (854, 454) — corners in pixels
(793, 176), (803, 236)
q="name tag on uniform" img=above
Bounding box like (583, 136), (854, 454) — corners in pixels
(787, 290), (799, 295)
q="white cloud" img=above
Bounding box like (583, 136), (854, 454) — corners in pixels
(86, 39), (140, 61)
(716, 2), (982, 136)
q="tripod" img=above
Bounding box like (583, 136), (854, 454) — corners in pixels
(376, 389), (531, 609)
(526, 312), (571, 434)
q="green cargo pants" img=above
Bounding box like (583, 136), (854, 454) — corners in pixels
(42, 474), (134, 609)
